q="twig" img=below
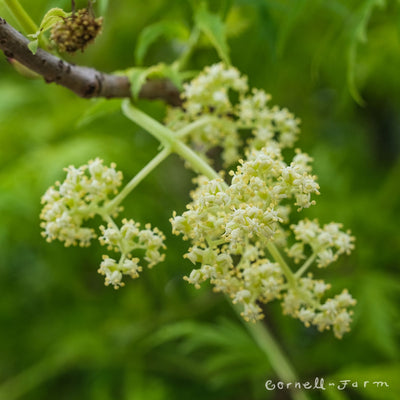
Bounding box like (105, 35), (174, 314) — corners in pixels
(0, 18), (182, 106)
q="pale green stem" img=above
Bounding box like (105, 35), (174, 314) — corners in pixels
(122, 100), (220, 180)
(104, 146), (172, 215)
(176, 116), (219, 139)
(295, 253), (317, 279)
(3, 0), (38, 34)
(122, 100), (311, 400)
(231, 302), (310, 400)
(266, 242), (297, 288)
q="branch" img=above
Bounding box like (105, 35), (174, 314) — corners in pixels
(0, 18), (182, 106)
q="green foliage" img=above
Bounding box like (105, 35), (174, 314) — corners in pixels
(27, 7), (70, 54)
(0, 0), (399, 399)
(194, 2), (231, 65)
(134, 21), (190, 65)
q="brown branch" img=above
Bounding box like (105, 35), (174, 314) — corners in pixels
(0, 17), (182, 106)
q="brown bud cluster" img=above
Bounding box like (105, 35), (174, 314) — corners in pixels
(50, 9), (103, 53)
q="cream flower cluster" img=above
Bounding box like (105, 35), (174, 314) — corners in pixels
(282, 276), (356, 338)
(287, 219), (355, 267)
(166, 63), (300, 167)
(40, 158), (122, 247)
(40, 159), (165, 288)
(98, 219), (166, 288)
(171, 144), (356, 337)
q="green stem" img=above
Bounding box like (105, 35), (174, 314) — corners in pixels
(122, 100), (310, 400)
(104, 146), (171, 214)
(176, 116), (219, 139)
(266, 242), (297, 288)
(295, 253), (317, 278)
(3, 0), (38, 34)
(122, 101), (220, 180)
(232, 303), (310, 400)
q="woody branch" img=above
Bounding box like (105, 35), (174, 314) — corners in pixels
(0, 17), (182, 106)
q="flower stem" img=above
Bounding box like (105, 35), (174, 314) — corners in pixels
(122, 100), (310, 400)
(122, 100), (220, 180)
(266, 242), (297, 288)
(231, 304), (310, 400)
(176, 116), (219, 139)
(104, 146), (171, 214)
(3, 0), (38, 34)
(295, 253), (317, 278)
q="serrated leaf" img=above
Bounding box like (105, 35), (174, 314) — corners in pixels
(27, 8), (69, 55)
(135, 21), (190, 65)
(195, 2), (231, 65)
(39, 8), (68, 32)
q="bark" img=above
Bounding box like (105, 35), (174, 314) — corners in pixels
(0, 17), (182, 106)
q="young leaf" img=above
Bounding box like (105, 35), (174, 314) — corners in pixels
(39, 8), (69, 32)
(127, 67), (150, 100)
(135, 21), (190, 65)
(195, 2), (231, 65)
(27, 39), (39, 55)
(27, 8), (69, 54)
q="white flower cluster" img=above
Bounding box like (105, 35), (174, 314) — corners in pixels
(98, 219), (166, 288)
(282, 278), (356, 338)
(287, 219), (355, 267)
(40, 158), (123, 247)
(172, 143), (356, 337)
(40, 159), (166, 289)
(171, 145), (320, 319)
(166, 63), (300, 167)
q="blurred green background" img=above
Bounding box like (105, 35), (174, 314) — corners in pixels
(0, 0), (399, 399)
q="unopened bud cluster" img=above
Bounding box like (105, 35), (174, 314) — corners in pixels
(51, 8), (103, 53)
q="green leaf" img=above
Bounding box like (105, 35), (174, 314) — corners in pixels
(126, 67), (151, 100)
(39, 8), (68, 32)
(347, 0), (386, 105)
(195, 2), (231, 65)
(135, 21), (190, 65)
(27, 8), (69, 55)
(76, 98), (122, 128)
(27, 39), (38, 55)
(126, 63), (183, 100)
